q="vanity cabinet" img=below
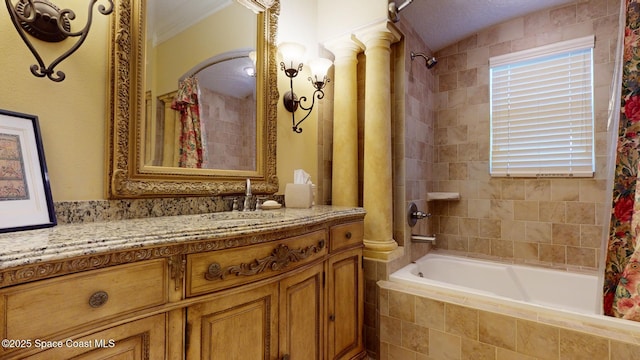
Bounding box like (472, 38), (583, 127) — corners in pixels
(0, 211), (366, 360)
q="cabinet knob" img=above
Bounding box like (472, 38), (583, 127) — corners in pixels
(329, 314), (335, 321)
(345, 231), (352, 239)
(88, 291), (109, 308)
(281, 355), (290, 360)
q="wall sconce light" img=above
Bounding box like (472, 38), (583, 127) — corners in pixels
(278, 42), (332, 133)
(5, 0), (114, 82)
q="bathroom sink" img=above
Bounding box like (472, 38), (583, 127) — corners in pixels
(204, 211), (284, 222)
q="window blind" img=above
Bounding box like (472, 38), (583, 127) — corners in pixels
(489, 36), (595, 177)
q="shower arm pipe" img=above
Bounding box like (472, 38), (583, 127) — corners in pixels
(410, 51), (438, 69)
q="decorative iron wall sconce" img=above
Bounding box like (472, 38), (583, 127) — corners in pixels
(278, 42), (332, 133)
(5, 0), (114, 82)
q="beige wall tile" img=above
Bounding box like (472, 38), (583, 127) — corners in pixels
(516, 320), (559, 359)
(551, 180), (580, 201)
(514, 201), (539, 221)
(380, 315), (403, 346)
(611, 340), (640, 359)
(462, 340), (497, 360)
(525, 222), (552, 243)
(460, 218), (479, 237)
(580, 224), (603, 248)
(415, 297), (445, 331)
(497, 348), (538, 360)
(402, 322), (430, 354)
(479, 311), (517, 351)
(539, 243), (567, 264)
(469, 237), (492, 255)
(386, 343), (418, 360)
(559, 329), (608, 360)
(389, 290), (415, 322)
(514, 242), (539, 261)
(491, 239), (514, 258)
(445, 304), (479, 340)
(566, 246), (597, 267)
(552, 223), (581, 246)
(429, 329), (462, 360)
(539, 201), (567, 223)
(479, 218), (502, 238)
(566, 202), (596, 225)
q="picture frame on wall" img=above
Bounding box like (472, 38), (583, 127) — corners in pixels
(0, 109), (56, 233)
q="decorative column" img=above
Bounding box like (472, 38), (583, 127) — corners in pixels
(325, 37), (362, 207)
(356, 22), (401, 260)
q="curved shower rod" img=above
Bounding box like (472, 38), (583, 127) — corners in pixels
(388, 0), (414, 23)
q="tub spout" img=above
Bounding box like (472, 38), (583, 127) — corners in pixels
(411, 234), (436, 245)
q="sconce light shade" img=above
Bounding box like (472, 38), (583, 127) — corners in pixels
(308, 58), (332, 90)
(278, 42), (306, 76)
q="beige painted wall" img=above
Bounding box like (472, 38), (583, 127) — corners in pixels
(0, 0), (320, 201)
(0, 0), (109, 201)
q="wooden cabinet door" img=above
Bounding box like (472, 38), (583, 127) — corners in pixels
(27, 314), (166, 360)
(186, 282), (279, 360)
(327, 248), (364, 359)
(278, 263), (325, 360)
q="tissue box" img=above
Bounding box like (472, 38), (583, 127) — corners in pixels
(285, 183), (313, 208)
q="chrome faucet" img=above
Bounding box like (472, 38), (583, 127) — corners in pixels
(243, 178), (252, 211)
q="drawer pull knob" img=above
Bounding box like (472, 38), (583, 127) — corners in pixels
(329, 314), (335, 321)
(88, 291), (109, 308)
(282, 355), (290, 360)
(345, 231), (352, 239)
(205, 240), (326, 281)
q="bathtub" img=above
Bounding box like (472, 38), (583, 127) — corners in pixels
(380, 252), (640, 359)
(390, 252), (600, 314)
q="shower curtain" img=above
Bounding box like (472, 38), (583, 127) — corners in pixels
(171, 76), (204, 168)
(604, 0), (640, 320)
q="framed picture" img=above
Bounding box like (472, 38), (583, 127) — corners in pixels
(0, 109), (56, 233)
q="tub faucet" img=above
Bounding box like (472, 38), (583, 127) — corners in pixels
(243, 178), (252, 211)
(407, 202), (431, 227)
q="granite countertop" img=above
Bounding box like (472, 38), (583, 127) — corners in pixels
(0, 206), (365, 271)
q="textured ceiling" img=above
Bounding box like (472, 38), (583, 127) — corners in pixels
(398, 0), (575, 52)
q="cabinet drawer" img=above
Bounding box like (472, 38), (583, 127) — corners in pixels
(187, 230), (327, 296)
(330, 221), (364, 252)
(0, 259), (167, 342)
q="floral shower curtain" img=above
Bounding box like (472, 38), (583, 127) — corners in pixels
(171, 76), (204, 168)
(604, 0), (640, 320)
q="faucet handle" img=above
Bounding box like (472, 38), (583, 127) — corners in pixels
(246, 178), (252, 196)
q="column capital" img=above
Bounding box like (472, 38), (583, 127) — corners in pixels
(323, 35), (364, 62)
(353, 20), (402, 49)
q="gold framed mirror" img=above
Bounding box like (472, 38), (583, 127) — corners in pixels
(106, 0), (279, 198)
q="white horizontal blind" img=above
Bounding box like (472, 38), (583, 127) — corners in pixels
(489, 36), (595, 177)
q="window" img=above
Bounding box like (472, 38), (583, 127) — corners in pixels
(489, 35), (595, 177)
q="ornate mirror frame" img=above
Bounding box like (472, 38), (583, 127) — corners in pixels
(106, 0), (279, 198)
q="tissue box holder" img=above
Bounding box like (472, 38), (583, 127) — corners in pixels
(285, 183), (313, 208)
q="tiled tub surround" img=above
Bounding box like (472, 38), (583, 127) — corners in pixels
(377, 253), (640, 360)
(430, 0), (620, 269)
(0, 205), (363, 282)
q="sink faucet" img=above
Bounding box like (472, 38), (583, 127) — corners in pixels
(243, 178), (252, 211)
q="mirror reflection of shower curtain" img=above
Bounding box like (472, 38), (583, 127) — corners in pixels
(171, 76), (207, 168)
(604, 0), (640, 321)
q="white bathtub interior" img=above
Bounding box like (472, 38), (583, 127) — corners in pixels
(390, 252), (600, 315)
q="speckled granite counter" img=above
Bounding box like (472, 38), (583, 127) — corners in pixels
(0, 206), (365, 274)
